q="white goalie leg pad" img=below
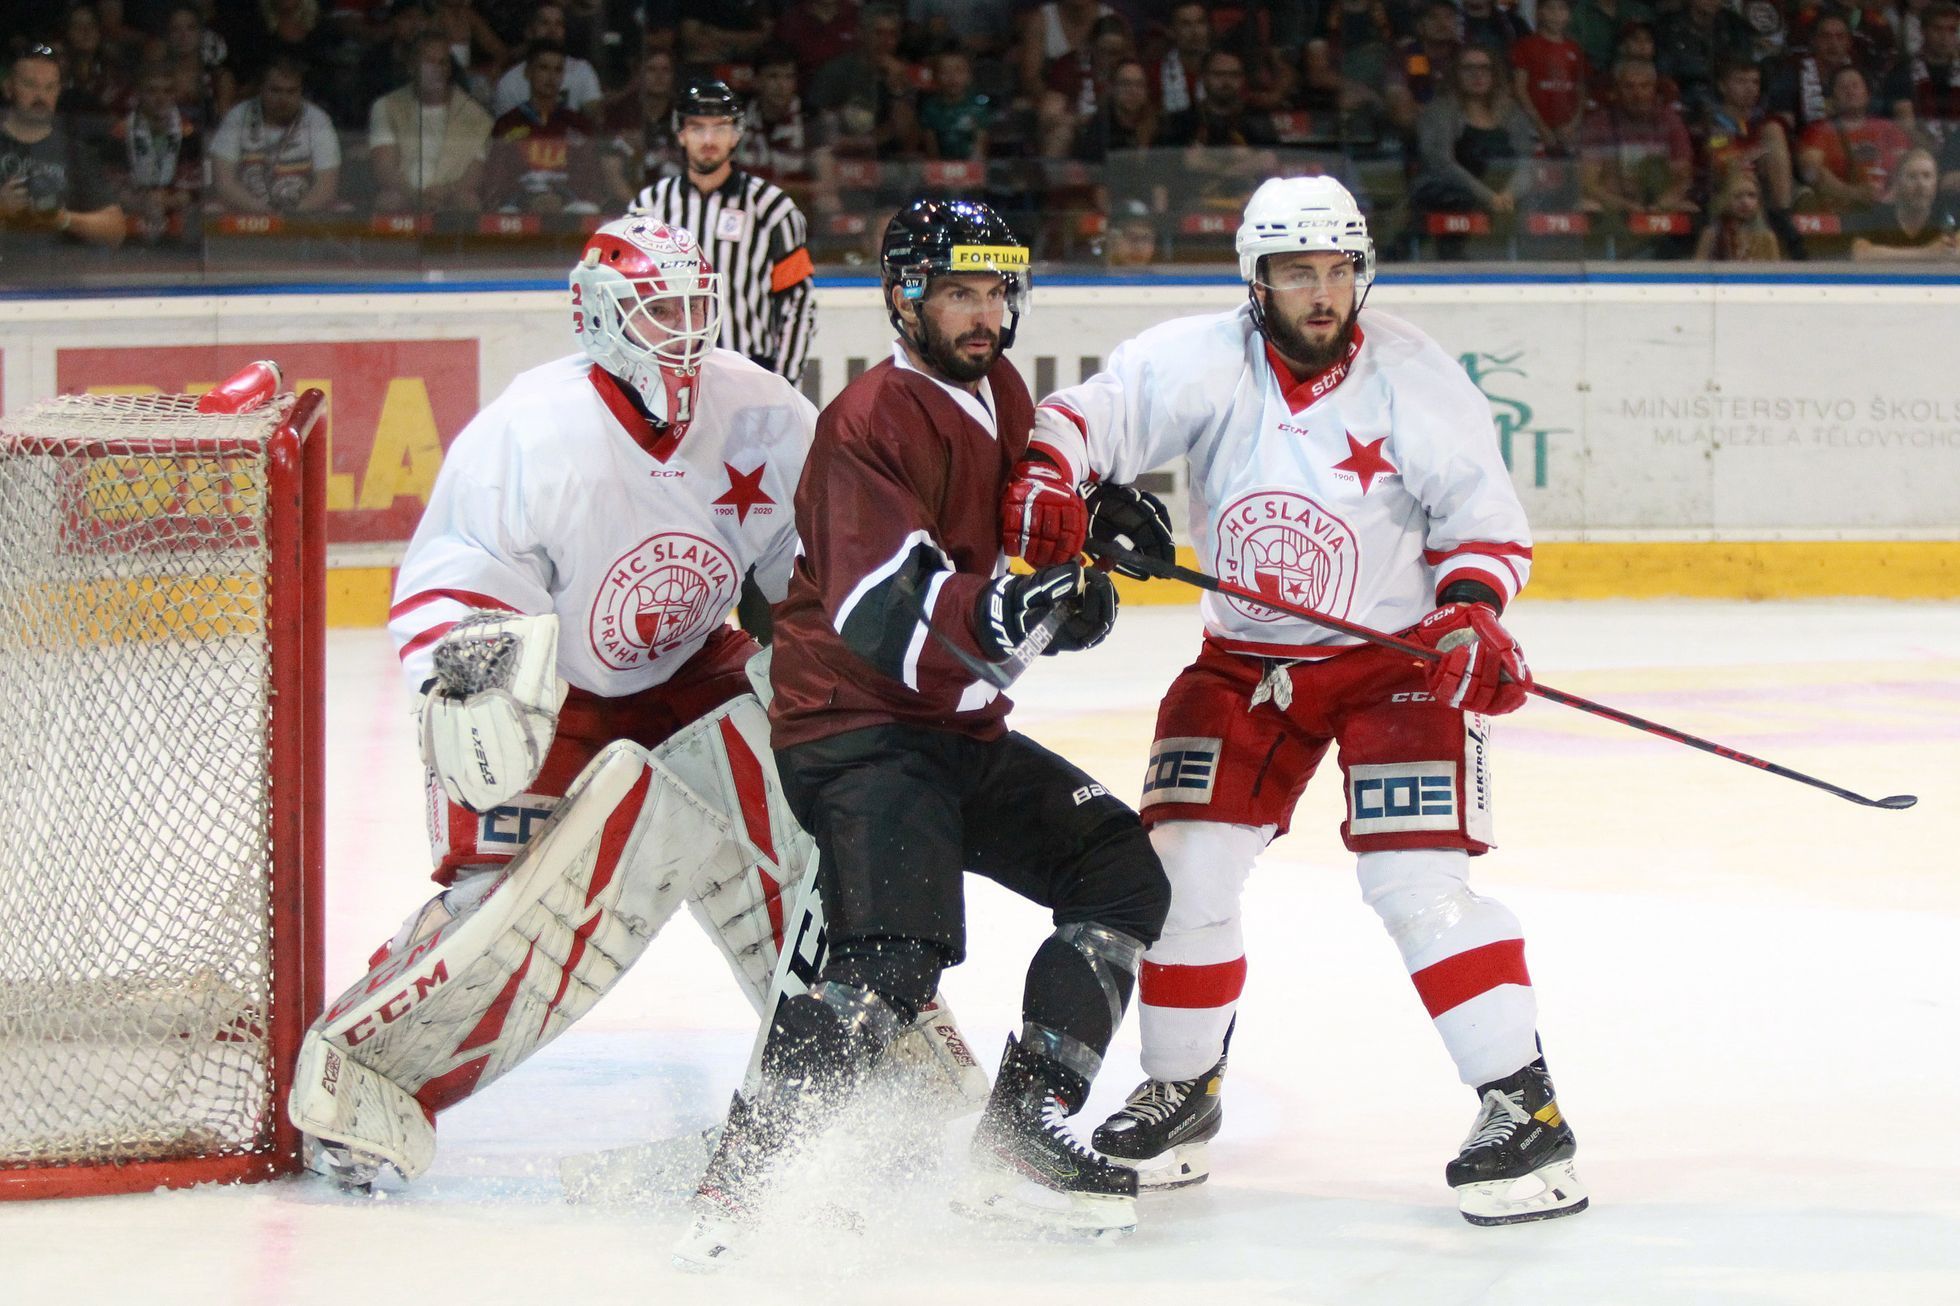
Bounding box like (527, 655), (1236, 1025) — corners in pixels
(652, 692), (814, 1010)
(420, 612), (568, 813)
(288, 740), (741, 1178)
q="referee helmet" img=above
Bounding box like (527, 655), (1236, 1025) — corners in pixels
(672, 75), (742, 136)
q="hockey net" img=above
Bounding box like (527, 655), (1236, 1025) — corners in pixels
(0, 387), (325, 1199)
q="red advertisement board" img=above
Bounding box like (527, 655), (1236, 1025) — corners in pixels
(57, 340), (478, 546)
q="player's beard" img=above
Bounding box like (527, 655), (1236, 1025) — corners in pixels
(1265, 299), (1359, 374)
(917, 314), (1001, 384)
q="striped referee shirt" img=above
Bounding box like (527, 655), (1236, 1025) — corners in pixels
(634, 169), (817, 385)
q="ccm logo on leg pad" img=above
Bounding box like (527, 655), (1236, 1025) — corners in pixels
(1348, 762), (1458, 834)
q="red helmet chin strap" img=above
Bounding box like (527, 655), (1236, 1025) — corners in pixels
(644, 358), (699, 435)
(608, 357), (700, 448)
(656, 368), (698, 433)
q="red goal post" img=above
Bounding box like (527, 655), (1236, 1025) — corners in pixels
(0, 384), (326, 1199)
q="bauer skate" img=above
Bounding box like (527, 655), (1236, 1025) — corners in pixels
(960, 1036), (1138, 1239)
(1447, 1054), (1588, 1226)
(1091, 1054), (1226, 1190)
(1092, 1019), (1230, 1190)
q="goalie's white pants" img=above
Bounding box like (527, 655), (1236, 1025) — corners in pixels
(1137, 821), (1539, 1088)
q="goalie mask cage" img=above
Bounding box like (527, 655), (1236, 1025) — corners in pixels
(0, 387), (326, 1199)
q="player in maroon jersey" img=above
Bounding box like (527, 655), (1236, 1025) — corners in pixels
(675, 199), (1170, 1266)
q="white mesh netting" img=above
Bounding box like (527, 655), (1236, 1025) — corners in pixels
(0, 391), (297, 1173)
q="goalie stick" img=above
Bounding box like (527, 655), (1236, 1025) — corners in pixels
(1086, 540), (1917, 812)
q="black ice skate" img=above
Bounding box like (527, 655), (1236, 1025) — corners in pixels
(962, 1036), (1138, 1238)
(1091, 1044), (1227, 1191)
(672, 1092), (781, 1271)
(1447, 1054), (1588, 1226)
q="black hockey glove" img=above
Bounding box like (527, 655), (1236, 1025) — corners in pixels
(1084, 481), (1175, 579)
(1049, 566), (1118, 653)
(975, 563), (1085, 660)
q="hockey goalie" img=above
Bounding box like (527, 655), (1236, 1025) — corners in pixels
(287, 217), (981, 1189)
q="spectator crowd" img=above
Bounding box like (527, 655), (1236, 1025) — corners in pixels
(4, 0), (1959, 274)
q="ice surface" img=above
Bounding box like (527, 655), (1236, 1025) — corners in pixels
(5, 601), (1957, 1306)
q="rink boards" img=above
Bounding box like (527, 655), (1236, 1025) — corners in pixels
(1, 272), (1956, 615)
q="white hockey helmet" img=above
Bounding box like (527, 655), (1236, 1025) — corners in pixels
(1235, 175), (1375, 290)
(570, 217), (723, 430)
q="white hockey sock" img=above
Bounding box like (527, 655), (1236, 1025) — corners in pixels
(1135, 821), (1267, 1083)
(1358, 848), (1539, 1087)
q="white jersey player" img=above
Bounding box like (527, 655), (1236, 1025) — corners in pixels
(284, 218), (822, 1188)
(1000, 177), (1586, 1226)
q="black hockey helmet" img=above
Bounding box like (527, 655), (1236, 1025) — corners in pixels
(673, 75), (742, 133)
(880, 197), (1030, 349)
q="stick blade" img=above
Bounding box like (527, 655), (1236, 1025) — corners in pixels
(1873, 794), (1918, 810)
(559, 1127), (717, 1206)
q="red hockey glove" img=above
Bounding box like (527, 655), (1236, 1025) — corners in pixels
(1000, 456), (1087, 566)
(1410, 603), (1532, 715)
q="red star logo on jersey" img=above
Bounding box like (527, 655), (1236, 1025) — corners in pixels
(713, 463), (775, 523)
(1331, 433), (1396, 494)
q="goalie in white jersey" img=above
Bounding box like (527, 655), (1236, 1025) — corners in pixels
(284, 217), (834, 1188)
(1001, 177), (1586, 1226)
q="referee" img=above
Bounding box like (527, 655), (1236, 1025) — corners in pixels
(634, 78), (816, 386)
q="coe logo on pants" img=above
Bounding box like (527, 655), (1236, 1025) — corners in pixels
(1143, 736), (1222, 804)
(1348, 761), (1458, 834)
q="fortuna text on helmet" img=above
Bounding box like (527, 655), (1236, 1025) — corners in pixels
(571, 217), (723, 435)
(880, 198), (1031, 355)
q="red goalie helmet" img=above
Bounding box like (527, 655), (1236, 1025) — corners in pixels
(570, 217), (724, 432)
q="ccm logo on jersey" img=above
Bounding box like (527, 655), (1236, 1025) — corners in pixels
(1143, 736), (1222, 804)
(1348, 762), (1458, 833)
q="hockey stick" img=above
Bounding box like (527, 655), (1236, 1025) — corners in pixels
(895, 569), (1073, 690)
(1086, 541), (1917, 811)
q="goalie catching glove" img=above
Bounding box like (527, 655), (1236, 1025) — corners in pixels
(419, 612), (568, 812)
(1409, 603), (1531, 715)
(1084, 481), (1175, 578)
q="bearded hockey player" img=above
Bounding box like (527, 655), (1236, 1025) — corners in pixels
(672, 198), (1171, 1267)
(1003, 177), (1586, 1226)
(285, 217), (969, 1189)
